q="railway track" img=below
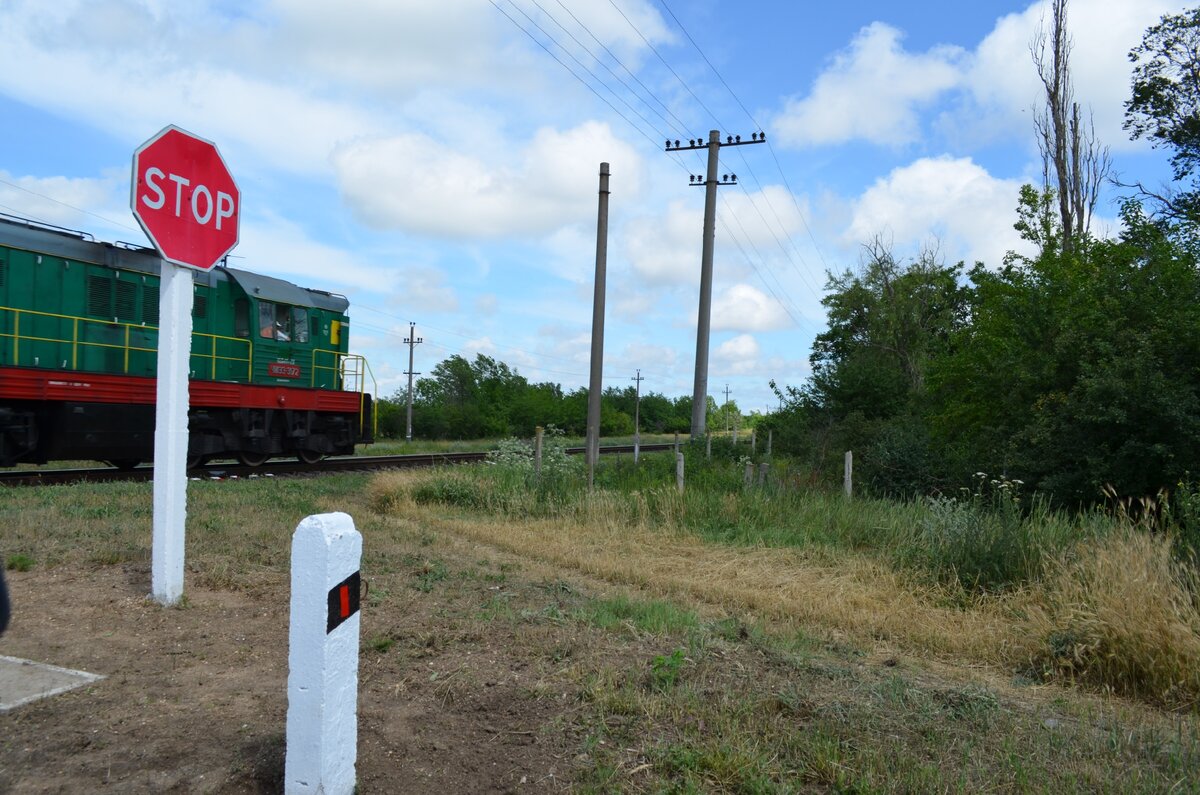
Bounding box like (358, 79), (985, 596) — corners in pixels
(0, 443), (676, 487)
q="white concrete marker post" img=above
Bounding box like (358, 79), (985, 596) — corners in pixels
(150, 264), (193, 605)
(286, 512), (362, 795)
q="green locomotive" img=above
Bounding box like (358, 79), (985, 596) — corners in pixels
(0, 213), (374, 468)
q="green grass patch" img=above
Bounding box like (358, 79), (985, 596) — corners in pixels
(5, 553), (35, 572)
(575, 594), (700, 636)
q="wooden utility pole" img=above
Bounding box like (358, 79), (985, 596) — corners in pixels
(586, 163), (611, 490)
(665, 130), (765, 439)
(631, 369), (644, 464)
(404, 322), (423, 442)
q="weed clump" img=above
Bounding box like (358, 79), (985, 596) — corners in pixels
(1024, 529), (1200, 707)
(6, 553), (35, 572)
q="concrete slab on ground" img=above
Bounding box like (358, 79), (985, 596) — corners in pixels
(0, 654), (104, 712)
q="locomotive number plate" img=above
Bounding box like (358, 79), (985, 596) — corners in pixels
(268, 362), (302, 379)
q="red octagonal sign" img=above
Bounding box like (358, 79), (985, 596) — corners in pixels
(131, 125), (240, 272)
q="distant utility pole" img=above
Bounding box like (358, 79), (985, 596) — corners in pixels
(631, 369), (644, 464)
(665, 129), (766, 439)
(404, 322), (423, 442)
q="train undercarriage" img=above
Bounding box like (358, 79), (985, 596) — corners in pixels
(0, 398), (368, 469)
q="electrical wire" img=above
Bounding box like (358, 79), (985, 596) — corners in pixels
(489, 0), (667, 152)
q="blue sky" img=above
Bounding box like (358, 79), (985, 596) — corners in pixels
(0, 0), (1186, 418)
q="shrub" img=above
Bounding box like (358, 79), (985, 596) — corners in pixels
(411, 476), (484, 508)
(898, 474), (1037, 592)
(1164, 476), (1200, 562)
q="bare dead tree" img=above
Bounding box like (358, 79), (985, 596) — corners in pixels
(1031, 0), (1112, 254)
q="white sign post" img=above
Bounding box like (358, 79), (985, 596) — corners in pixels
(150, 266), (193, 604)
(130, 125), (241, 606)
(286, 512), (362, 795)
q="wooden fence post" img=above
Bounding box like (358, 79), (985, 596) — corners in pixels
(844, 450), (853, 498)
(534, 426), (543, 478)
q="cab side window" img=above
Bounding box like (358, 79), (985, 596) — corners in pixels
(259, 302), (276, 339)
(291, 307), (309, 343)
(259, 301), (293, 341)
(235, 299), (249, 338)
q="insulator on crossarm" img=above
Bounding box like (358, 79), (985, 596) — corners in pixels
(665, 139), (671, 149)
(727, 135), (733, 144)
(731, 174), (737, 182)
(735, 134), (741, 143)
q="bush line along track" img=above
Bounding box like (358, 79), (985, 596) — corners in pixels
(0, 443), (677, 487)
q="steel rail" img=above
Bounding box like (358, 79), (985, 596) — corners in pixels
(0, 443), (677, 487)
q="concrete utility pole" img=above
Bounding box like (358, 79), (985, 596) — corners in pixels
(665, 130), (765, 439)
(724, 383), (732, 434)
(403, 322), (423, 442)
(586, 163), (611, 490)
(631, 369), (644, 464)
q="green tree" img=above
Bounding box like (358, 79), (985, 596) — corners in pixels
(932, 195), (1200, 502)
(1125, 7), (1200, 221)
(779, 240), (969, 494)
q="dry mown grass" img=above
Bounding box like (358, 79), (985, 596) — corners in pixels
(369, 468), (1200, 709)
(371, 474), (1016, 661)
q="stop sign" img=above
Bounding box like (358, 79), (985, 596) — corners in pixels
(131, 125), (240, 271)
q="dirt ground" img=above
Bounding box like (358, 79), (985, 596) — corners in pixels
(0, 553), (634, 793)
(4, 503), (805, 795)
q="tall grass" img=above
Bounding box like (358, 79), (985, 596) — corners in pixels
(374, 441), (1200, 706)
(1024, 530), (1200, 707)
(388, 444), (1113, 594)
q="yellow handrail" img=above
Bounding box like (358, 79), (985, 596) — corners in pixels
(311, 347), (344, 389)
(339, 354), (378, 440)
(0, 304), (251, 380)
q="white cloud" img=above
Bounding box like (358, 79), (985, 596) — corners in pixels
(773, 22), (964, 148)
(625, 200), (701, 285)
(474, 294), (498, 316)
(234, 215), (392, 292)
(0, 2), (380, 176)
(771, 1), (1176, 155)
(718, 186), (808, 246)
(713, 334), (761, 375)
(0, 170), (130, 236)
(333, 121), (642, 239)
(391, 267), (460, 314)
(845, 156), (1026, 266)
(960, 0), (1179, 152)
(712, 284), (792, 332)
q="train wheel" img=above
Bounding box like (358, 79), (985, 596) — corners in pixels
(237, 451), (269, 467)
(106, 459), (141, 471)
(297, 449), (323, 465)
